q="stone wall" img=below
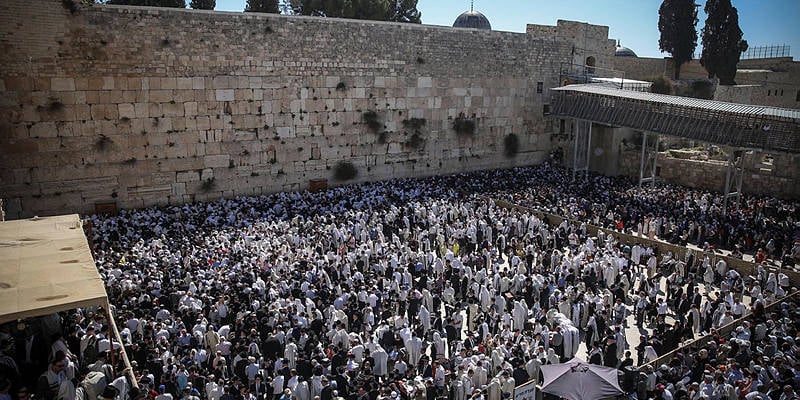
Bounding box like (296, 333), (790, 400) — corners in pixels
(613, 56), (668, 81)
(527, 20), (616, 73)
(617, 150), (800, 199)
(0, 0), (586, 218)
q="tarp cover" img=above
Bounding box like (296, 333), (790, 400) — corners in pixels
(540, 358), (624, 400)
(0, 215), (107, 324)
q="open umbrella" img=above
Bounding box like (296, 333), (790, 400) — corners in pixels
(539, 358), (624, 400)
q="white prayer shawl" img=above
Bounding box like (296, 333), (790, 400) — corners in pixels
(487, 379), (502, 400)
(310, 376), (323, 400)
(453, 379), (465, 400)
(691, 308), (701, 332)
(562, 326), (579, 359)
(419, 305), (431, 333)
(513, 301), (528, 332)
(294, 381), (310, 400)
(406, 337), (423, 366)
(372, 347), (388, 376)
(479, 286), (491, 311)
(525, 358), (541, 383)
(350, 344), (365, 363)
(284, 342), (298, 369)
(475, 365), (488, 387)
(491, 349), (504, 373)
(495, 294), (506, 315)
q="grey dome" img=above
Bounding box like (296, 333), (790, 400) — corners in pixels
(453, 10), (492, 30)
(615, 45), (637, 57)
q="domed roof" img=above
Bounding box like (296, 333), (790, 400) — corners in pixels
(615, 45), (637, 57)
(453, 10), (492, 30)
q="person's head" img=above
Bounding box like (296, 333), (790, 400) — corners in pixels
(16, 387), (30, 400)
(51, 358), (66, 372)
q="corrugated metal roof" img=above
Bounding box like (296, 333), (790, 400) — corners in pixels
(552, 84), (800, 121)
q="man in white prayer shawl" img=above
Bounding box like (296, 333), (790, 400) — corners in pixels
(418, 305), (431, 335)
(405, 335), (423, 367)
(372, 345), (388, 377)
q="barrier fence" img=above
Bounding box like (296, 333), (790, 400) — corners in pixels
(485, 195), (799, 397)
(482, 196), (800, 288)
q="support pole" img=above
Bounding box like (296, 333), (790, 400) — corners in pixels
(639, 132), (648, 188)
(723, 150), (734, 213)
(585, 121), (592, 179)
(734, 160), (744, 212)
(651, 134), (658, 188)
(106, 301), (139, 389)
(572, 119), (579, 182)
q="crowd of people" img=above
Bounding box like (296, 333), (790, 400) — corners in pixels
(0, 162), (798, 400)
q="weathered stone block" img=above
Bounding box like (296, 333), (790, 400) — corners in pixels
(204, 154), (230, 168)
(216, 89), (234, 102)
(51, 78), (74, 91)
(118, 103), (135, 119)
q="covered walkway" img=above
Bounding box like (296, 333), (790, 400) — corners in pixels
(550, 84), (800, 211)
(550, 84), (800, 154)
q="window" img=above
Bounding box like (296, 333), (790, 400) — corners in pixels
(585, 56), (596, 75)
(543, 104), (551, 115)
(796, 90), (800, 101)
(768, 90), (771, 96)
(780, 89), (784, 96)
(559, 119), (566, 134)
(537, 82), (543, 94)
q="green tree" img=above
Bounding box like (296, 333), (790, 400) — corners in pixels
(658, 0), (698, 79)
(386, 0), (421, 23)
(106, 0), (186, 7)
(245, 0), (279, 13)
(700, 0), (748, 85)
(291, 0), (422, 22)
(189, 0), (215, 9)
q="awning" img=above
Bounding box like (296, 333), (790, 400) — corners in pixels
(0, 214), (107, 324)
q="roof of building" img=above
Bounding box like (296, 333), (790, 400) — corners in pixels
(453, 10), (492, 30)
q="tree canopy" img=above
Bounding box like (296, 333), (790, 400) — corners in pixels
(700, 0), (748, 85)
(386, 0), (421, 23)
(245, 0), (280, 13)
(288, 0), (420, 23)
(657, 0), (698, 80)
(106, 0), (186, 7)
(189, 0), (215, 9)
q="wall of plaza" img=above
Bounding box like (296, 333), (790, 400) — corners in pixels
(0, 0), (590, 218)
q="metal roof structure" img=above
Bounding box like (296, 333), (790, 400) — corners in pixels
(551, 84), (800, 154)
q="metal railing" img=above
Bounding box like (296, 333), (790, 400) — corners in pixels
(694, 44), (791, 60)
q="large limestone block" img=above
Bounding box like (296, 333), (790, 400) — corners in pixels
(215, 89), (235, 102)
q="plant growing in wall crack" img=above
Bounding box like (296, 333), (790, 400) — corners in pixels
(402, 118), (427, 149)
(332, 161), (358, 181)
(363, 110), (389, 143)
(452, 112), (476, 137)
(95, 134), (113, 151)
(200, 177), (216, 192)
(503, 133), (520, 158)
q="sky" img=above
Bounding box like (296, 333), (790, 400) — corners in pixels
(214, 0), (799, 60)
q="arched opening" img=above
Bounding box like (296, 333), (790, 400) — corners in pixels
(585, 56), (596, 75)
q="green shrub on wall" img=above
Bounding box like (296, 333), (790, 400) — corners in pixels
(362, 110), (381, 132)
(333, 161), (358, 181)
(504, 133), (520, 158)
(453, 113), (476, 136)
(649, 75), (672, 94)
